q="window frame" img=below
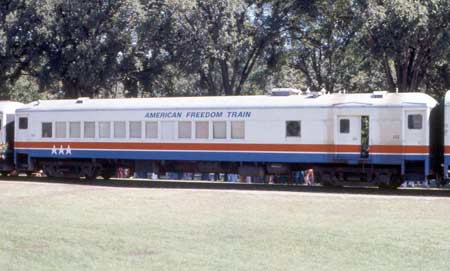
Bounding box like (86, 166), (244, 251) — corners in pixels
(84, 121), (96, 138)
(19, 117), (28, 129)
(231, 121), (245, 139)
(114, 121), (126, 139)
(178, 121), (192, 139)
(69, 121), (81, 138)
(55, 121), (67, 138)
(407, 114), (423, 130)
(195, 121), (209, 139)
(41, 122), (53, 138)
(339, 119), (350, 134)
(98, 121), (111, 138)
(145, 121), (158, 139)
(213, 121), (227, 139)
(129, 121), (142, 138)
(286, 120), (301, 137)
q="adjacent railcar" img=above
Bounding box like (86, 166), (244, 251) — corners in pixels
(0, 101), (24, 174)
(13, 90), (437, 187)
(443, 91), (450, 180)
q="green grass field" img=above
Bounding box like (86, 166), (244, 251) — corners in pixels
(1, 180), (450, 271)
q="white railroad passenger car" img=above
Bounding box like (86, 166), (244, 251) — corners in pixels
(14, 90), (437, 187)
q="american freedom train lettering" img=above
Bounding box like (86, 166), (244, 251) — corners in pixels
(144, 111), (252, 119)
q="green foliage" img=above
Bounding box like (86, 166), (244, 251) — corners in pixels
(0, 0), (449, 99)
(364, 0), (450, 92)
(36, 0), (141, 98)
(0, 0), (46, 94)
(171, 0), (307, 96)
(285, 0), (367, 93)
(5, 76), (44, 103)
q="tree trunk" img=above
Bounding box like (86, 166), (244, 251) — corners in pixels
(382, 55), (396, 91)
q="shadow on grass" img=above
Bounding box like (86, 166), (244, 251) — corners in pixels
(1, 176), (450, 198)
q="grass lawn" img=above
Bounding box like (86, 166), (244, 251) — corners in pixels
(1, 180), (450, 271)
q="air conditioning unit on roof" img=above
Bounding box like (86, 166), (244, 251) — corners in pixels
(371, 91), (388, 98)
(270, 88), (301, 96)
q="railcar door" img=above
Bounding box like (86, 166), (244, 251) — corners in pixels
(335, 116), (362, 160)
(403, 110), (427, 178)
(403, 110), (426, 146)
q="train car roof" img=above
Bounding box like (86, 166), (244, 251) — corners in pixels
(17, 92), (437, 112)
(444, 90), (450, 105)
(0, 101), (24, 112)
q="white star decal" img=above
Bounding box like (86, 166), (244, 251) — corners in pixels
(66, 145), (72, 155)
(51, 145), (57, 155)
(58, 145), (65, 155)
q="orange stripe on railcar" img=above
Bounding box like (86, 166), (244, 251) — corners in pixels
(15, 141), (429, 154)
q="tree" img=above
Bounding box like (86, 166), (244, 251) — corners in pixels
(364, 0), (450, 92)
(0, 0), (45, 98)
(172, 0), (304, 96)
(37, 0), (140, 98)
(117, 0), (178, 97)
(286, 0), (366, 93)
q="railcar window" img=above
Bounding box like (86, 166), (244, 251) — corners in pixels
(114, 121), (126, 138)
(130, 121), (142, 138)
(99, 122), (111, 138)
(19, 117), (28, 129)
(340, 119), (350, 134)
(55, 122), (67, 138)
(84, 122), (95, 138)
(42, 122), (52, 138)
(178, 121), (192, 139)
(213, 121), (227, 139)
(69, 122), (81, 138)
(408, 114), (422, 129)
(231, 121), (245, 139)
(286, 121), (301, 137)
(145, 121), (158, 138)
(195, 121), (209, 139)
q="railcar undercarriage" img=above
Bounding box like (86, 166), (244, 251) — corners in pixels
(24, 158), (405, 189)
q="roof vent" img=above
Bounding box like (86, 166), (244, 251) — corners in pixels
(270, 88), (300, 96)
(76, 97), (90, 104)
(306, 92), (322, 98)
(371, 91), (387, 98)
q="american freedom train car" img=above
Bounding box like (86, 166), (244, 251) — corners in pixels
(14, 90), (438, 188)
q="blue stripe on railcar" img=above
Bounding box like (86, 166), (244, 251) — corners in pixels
(16, 148), (428, 166)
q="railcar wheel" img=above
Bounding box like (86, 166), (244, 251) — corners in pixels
(80, 164), (98, 180)
(377, 173), (401, 189)
(320, 174), (333, 186)
(101, 171), (114, 180)
(319, 172), (339, 187)
(42, 163), (61, 178)
(100, 165), (116, 180)
(387, 174), (402, 189)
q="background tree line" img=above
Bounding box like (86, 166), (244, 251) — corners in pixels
(0, 0), (449, 102)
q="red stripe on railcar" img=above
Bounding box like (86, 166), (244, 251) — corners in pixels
(14, 141), (429, 154)
(444, 146), (450, 154)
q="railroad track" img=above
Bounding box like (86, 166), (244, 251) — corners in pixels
(1, 175), (450, 198)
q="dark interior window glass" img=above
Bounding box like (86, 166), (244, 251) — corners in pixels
(19, 117), (28, 129)
(340, 119), (350, 134)
(286, 121), (301, 137)
(42, 122), (52, 138)
(408, 114), (422, 129)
